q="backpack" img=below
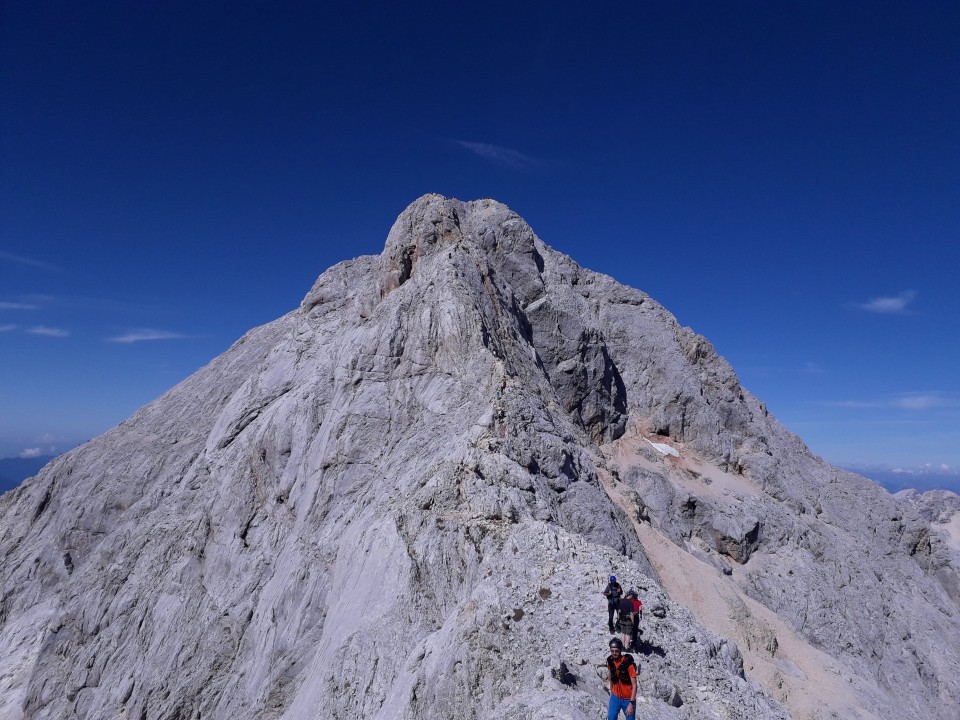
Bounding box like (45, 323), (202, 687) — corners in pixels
(607, 582), (622, 606)
(607, 654), (635, 685)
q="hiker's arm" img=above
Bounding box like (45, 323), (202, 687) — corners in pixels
(628, 675), (637, 708)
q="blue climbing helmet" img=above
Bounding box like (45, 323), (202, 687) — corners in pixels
(610, 575), (617, 582)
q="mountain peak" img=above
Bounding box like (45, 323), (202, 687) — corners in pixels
(379, 194), (542, 299)
(2, 196), (958, 720)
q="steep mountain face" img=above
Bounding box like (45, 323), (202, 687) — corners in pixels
(1, 195), (958, 720)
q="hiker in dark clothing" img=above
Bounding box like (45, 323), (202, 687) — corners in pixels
(625, 589), (642, 650)
(603, 575), (623, 633)
(616, 593), (636, 649)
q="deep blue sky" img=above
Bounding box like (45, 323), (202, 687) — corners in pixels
(2, 1), (958, 475)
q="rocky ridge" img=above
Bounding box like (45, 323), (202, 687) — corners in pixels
(1, 194), (958, 719)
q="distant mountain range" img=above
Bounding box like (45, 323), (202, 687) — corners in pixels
(847, 467), (960, 495)
(0, 455), (56, 494)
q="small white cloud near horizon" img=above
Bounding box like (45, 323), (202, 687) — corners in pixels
(453, 140), (541, 170)
(846, 462), (959, 476)
(857, 290), (916, 314)
(106, 329), (186, 344)
(0, 324), (16, 332)
(19, 448), (42, 459)
(907, 463), (958, 475)
(27, 325), (70, 337)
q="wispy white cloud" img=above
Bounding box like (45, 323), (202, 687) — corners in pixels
(27, 325), (70, 337)
(892, 393), (951, 410)
(0, 301), (39, 310)
(453, 140), (541, 170)
(824, 400), (883, 409)
(802, 361), (826, 374)
(824, 392), (955, 411)
(19, 448), (42, 459)
(857, 290), (916, 314)
(0, 250), (61, 272)
(106, 329), (186, 344)
(0, 324), (16, 332)
(8, 293), (163, 315)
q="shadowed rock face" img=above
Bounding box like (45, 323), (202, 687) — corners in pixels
(0, 195), (958, 720)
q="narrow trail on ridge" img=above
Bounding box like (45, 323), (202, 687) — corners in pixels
(595, 437), (882, 720)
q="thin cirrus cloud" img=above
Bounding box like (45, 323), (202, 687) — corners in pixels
(27, 325), (70, 337)
(0, 301), (39, 310)
(0, 250), (62, 272)
(0, 324), (17, 332)
(825, 392), (954, 411)
(453, 140), (542, 170)
(892, 393), (952, 410)
(824, 400), (883, 409)
(106, 329), (186, 344)
(857, 290), (917, 314)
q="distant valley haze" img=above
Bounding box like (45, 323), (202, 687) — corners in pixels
(844, 467), (960, 495)
(0, 455), (55, 494)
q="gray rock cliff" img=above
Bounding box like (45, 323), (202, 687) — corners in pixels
(1, 195), (958, 719)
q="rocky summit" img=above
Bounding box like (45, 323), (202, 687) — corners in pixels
(1, 194), (959, 720)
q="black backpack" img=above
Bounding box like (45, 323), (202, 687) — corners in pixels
(607, 653), (635, 684)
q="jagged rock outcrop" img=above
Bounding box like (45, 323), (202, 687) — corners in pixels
(1, 194), (958, 719)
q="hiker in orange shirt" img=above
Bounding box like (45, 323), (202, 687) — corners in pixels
(605, 638), (637, 720)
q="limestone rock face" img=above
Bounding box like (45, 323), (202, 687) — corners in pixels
(1, 194), (958, 720)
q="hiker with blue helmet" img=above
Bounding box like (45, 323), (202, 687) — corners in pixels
(602, 575), (623, 633)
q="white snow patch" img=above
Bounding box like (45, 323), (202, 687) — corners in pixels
(647, 440), (679, 457)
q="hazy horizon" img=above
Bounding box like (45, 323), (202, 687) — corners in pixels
(4, 451), (958, 498)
